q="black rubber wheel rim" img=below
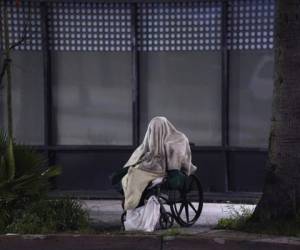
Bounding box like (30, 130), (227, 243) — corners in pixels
(170, 174), (203, 227)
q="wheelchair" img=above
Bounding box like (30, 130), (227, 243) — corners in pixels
(119, 171), (204, 230)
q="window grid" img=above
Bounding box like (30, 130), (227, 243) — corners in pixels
(47, 2), (132, 52)
(137, 1), (222, 51)
(227, 0), (275, 50)
(1, 0), (275, 52)
(1, 1), (42, 51)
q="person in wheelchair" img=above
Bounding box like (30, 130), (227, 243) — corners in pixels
(111, 116), (202, 231)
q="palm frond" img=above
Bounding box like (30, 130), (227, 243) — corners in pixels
(0, 129), (61, 202)
(41, 165), (61, 178)
(14, 145), (47, 177)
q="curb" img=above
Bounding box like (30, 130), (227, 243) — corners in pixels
(0, 230), (299, 250)
(0, 234), (161, 250)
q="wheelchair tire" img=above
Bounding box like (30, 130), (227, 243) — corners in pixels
(169, 174), (203, 227)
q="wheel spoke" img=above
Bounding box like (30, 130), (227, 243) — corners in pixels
(178, 202), (185, 215)
(188, 201), (197, 213)
(185, 203), (189, 222)
(170, 175), (203, 227)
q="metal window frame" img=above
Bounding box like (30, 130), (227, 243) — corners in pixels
(131, 3), (140, 147)
(221, 0), (230, 191)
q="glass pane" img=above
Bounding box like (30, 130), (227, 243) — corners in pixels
(138, 1), (222, 146)
(229, 50), (274, 147)
(0, 51), (44, 145)
(52, 52), (132, 145)
(140, 52), (222, 146)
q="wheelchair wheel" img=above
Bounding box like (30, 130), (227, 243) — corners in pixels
(169, 174), (203, 227)
(159, 212), (174, 230)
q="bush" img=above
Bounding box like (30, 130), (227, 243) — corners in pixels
(0, 131), (90, 234)
(216, 205), (253, 230)
(1, 198), (89, 234)
(216, 204), (300, 237)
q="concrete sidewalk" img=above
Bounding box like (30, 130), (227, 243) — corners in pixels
(81, 200), (255, 233)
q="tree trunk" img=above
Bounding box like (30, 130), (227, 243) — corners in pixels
(252, 0), (300, 222)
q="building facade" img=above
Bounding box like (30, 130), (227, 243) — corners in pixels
(0, 0), (275, 197)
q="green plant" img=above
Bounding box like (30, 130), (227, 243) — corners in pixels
(0, 130), (61, 202)
(0, 201), (10, 232)
(2, 198), (89, 234)
(216, 204), (254, 230)
(216, 204), (300, 236)
(0, 129), (93, 234)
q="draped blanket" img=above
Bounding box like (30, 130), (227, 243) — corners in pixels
(124, 116), (197, 175)
(122, 116), (197, 210)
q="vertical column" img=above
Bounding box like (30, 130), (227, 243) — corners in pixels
(40, 2), (54, 164)
(221, 0), (230, 191)
(131, 3), (140, 147)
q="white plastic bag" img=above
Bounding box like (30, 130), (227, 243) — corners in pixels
(124, 195), (160, 232)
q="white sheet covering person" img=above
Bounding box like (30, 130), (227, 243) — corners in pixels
(122, 116), (197, 211)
